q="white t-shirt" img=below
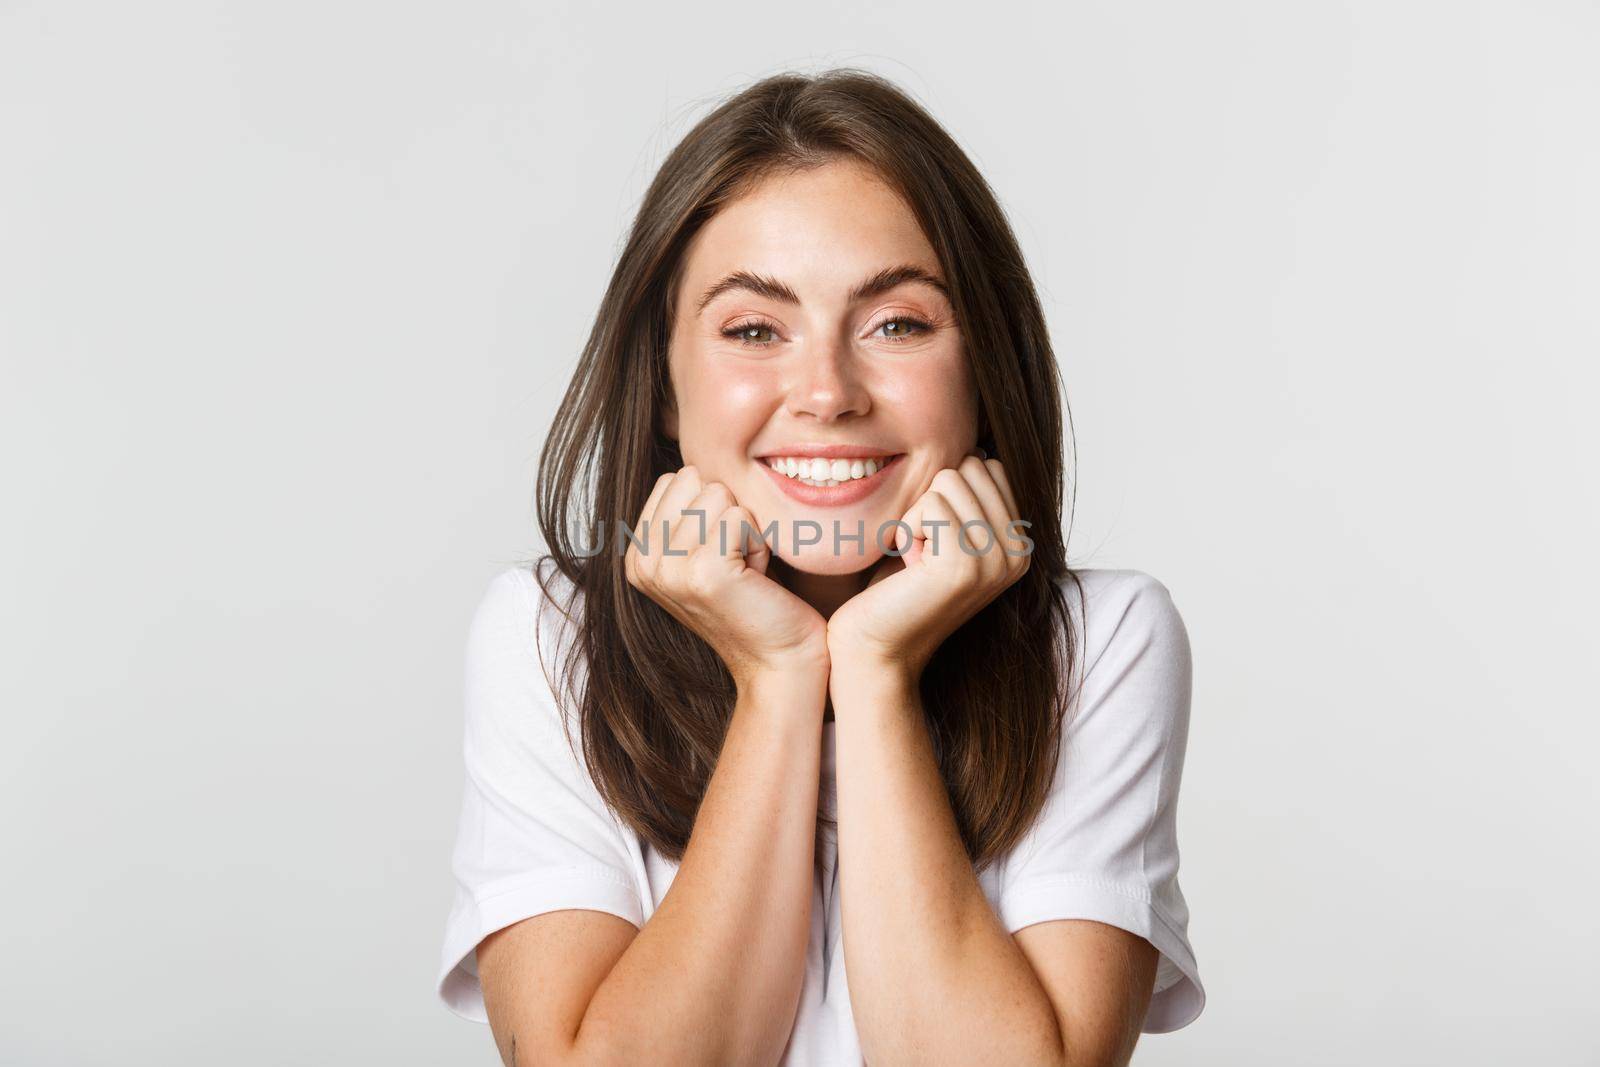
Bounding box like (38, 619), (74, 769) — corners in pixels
(436, 564), (1205, 1061)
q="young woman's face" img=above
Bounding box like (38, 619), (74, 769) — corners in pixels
(664, 158), (980, 574)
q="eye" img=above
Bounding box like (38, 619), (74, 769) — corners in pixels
(871, 315), (934, 344)
(722, 318), (780, 348)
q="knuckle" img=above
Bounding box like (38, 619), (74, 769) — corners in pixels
(656, 559), (683, 594)
(685, 561), (716, 597)
(634, 554), (657, 584)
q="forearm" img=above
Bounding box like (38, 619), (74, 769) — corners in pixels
(830, 663), (1065, 1067)
(572, 669), (826, 1066)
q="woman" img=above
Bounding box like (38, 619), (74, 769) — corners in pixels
(437, 69), (1204, 1066)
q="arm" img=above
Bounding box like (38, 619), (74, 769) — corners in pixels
(828, 659), (1157, 1067)
(479, 667), (827, 1067)
(825, 455), (1167, 1066)
(475, 465), (833, 1066)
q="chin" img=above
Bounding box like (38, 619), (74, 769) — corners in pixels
(779, 545), (885, 575)
(747, 495), (900, 575)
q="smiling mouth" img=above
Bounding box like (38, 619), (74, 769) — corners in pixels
(761, 453), (904, 488)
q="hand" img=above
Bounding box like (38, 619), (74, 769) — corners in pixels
(625, 465), (830, 689)
(827, 453), (1031, 682)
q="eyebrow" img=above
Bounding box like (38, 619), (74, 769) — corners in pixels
(694, 264), (951, 315)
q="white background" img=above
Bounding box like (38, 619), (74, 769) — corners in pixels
(3, 2), (1596, 1064)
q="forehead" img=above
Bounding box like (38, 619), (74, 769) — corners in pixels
(678, 159), (941, 302)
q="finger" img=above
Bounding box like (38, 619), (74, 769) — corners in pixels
(896, 489), (962, 565)
(978, 459), (1028, 557)
(975, 457), (1028, 559)
(640, 468), (674, 514)
(719, 504), (770, 575)
(633, 472), (675, 538)
(628, 471), (676, 581)
(913, 490), (965, 568)
(984, 458), (1021, 521)
(958, 455), (1008, 525)
(666, 482), (734, 555)
(928, 467), (997, 561)
(950, 458), (1013, 558)
(648, 465), (705, 556)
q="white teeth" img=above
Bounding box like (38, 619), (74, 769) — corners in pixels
(764, 454), (894, 485)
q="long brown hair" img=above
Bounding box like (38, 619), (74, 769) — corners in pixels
(529, 68), (1082, 873)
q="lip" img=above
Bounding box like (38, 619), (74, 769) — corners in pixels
(759, 453), (905, 507)
(757, 443), (900, 461)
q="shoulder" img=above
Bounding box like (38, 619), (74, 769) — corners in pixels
(468, 562), (584, 654)
(464, 562), (587, 735)
(473, 560), (581, 618)
(1053, 568), (1192, 722)
(1057, 568), (1189, 667)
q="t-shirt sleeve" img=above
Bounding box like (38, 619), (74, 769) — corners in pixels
(995, 570), (1205, 1034)
(436, 566), (645, 1023)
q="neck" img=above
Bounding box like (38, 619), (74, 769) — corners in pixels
(770, 556), (873, 621)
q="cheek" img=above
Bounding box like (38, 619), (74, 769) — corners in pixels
(676, 362), (774, 448)
(873, 367), (978, 449)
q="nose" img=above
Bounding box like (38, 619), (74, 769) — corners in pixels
(785, 335), (870, 423)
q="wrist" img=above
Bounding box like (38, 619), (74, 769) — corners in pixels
(733, 658), (831, 702)
(826, 650), (922, 697)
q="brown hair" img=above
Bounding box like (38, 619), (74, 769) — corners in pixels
(530, 68), (1082, 873)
